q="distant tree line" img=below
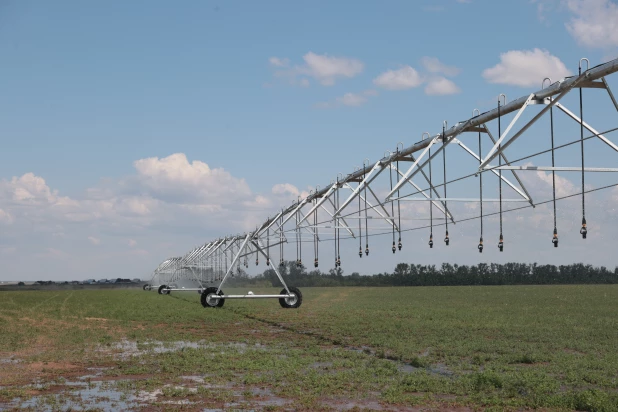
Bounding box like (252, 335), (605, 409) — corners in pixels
(228, 261), (618, 287)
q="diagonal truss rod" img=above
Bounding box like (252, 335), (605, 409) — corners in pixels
(390, 164), (455, 223)
(343, 182), (398, 232)
(478, 72), (589, 170)
(453, 138), (531, 202)
(554, 102), (618, 152)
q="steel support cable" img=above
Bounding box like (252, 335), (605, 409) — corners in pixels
(321, 181), (618, 243)
(429, 146), (434, 248)
(478, 129), (484, 253)
(267, 225), (270, 265)
(389, 163), (396, 253)
(279, 215), (284, 267)
(358, 188), (363, 258)
(314, 199), (319, 267)
(579, 64), (588, 239)
(550, 98), (559, 247)
(442, 126), (450, 246)
(364, 169), (369, 256)
(337, 184), (341, 266)
(397, 155), (402, 251)
(296, 204), (300, 267)
(334, 186), (338, 267)
(498, 99), (504, 252)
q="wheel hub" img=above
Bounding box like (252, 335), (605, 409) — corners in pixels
(284, 293), (298, 306)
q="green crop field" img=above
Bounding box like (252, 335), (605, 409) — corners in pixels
(1, 285), (617, 411)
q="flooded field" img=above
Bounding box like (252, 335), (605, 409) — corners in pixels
(1, 286), (617, 411)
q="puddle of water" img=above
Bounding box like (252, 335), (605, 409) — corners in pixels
(398, 364), (419, 373)
(321, 398), (388, 411)
(12, 380), (145, 411)
(428, 363), (454, 377)
(181, 375), (205, 384)
(99, 339), (269, 359)
(311, 361), (334, 368)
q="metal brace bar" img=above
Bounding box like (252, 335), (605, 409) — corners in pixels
(390, 163), (455, 223)
(216, 233), (251, 294)
(298, 182), (337, 226)
(454, 138), (530, 201)
(482, 124), (535, 207)
(602, 77), (618, 111)
(555, 102), (618, 153)
(335, 160), (384, 216)
(479, 73), (587, 169)
(257, 211), (284, 237)
(343, 182), (398, 232)
(365, 185), (400, 232)
(324, 197), (356, 238)
(386, 136), (438, 199)
(481, 93), (535, 167)
(396, 197), (529, 203)
(491, 166), (618, 172)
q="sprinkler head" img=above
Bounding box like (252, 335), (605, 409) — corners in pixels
(552, 232), (559, 248)
(392, 242), (396, 254)
(429, 234), (433, 248)
(398, 239), (402, 251)
(365, 246), (369, 256)
(266, 259), (270, 265)
(359, 248), (363, 258)
(314, 259), (318, 268)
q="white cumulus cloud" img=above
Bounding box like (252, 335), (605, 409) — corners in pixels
(424, 77), (461, 96)
(132, 153), (252, 204)
(270, 52), (364, 86)
(269, 57), (289, 67)
(272, 183), (300, 197)
(373, 66), (424, 90)
(482, 48), (572, 87)
(564, 0), (618, 50)
(421, 57), (461, 77)
(315, 89), (378, 109)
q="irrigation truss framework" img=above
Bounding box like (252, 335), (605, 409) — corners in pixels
(145, 57), (618, 309)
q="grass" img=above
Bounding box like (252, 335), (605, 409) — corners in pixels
(0, 285), (617, 410)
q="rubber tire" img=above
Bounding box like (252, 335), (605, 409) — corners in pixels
(279, 287), (302, 309)
(143, 284), (149, 291)
(158, 285), (170, 295)
(201, 287), (225, 308)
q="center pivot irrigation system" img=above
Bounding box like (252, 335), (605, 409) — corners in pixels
(145, 57), (618, 309)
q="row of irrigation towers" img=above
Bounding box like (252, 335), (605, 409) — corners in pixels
(145, 57), (618, 309)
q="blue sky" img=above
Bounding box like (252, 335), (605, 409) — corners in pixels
(1, 0), (618, 281)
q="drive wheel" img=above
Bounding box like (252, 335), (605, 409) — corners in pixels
(279, 287), (302, 309)
(158, 285), (170, 295)
(143, 284), (149, 291)
(201, 287), (225, 308)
